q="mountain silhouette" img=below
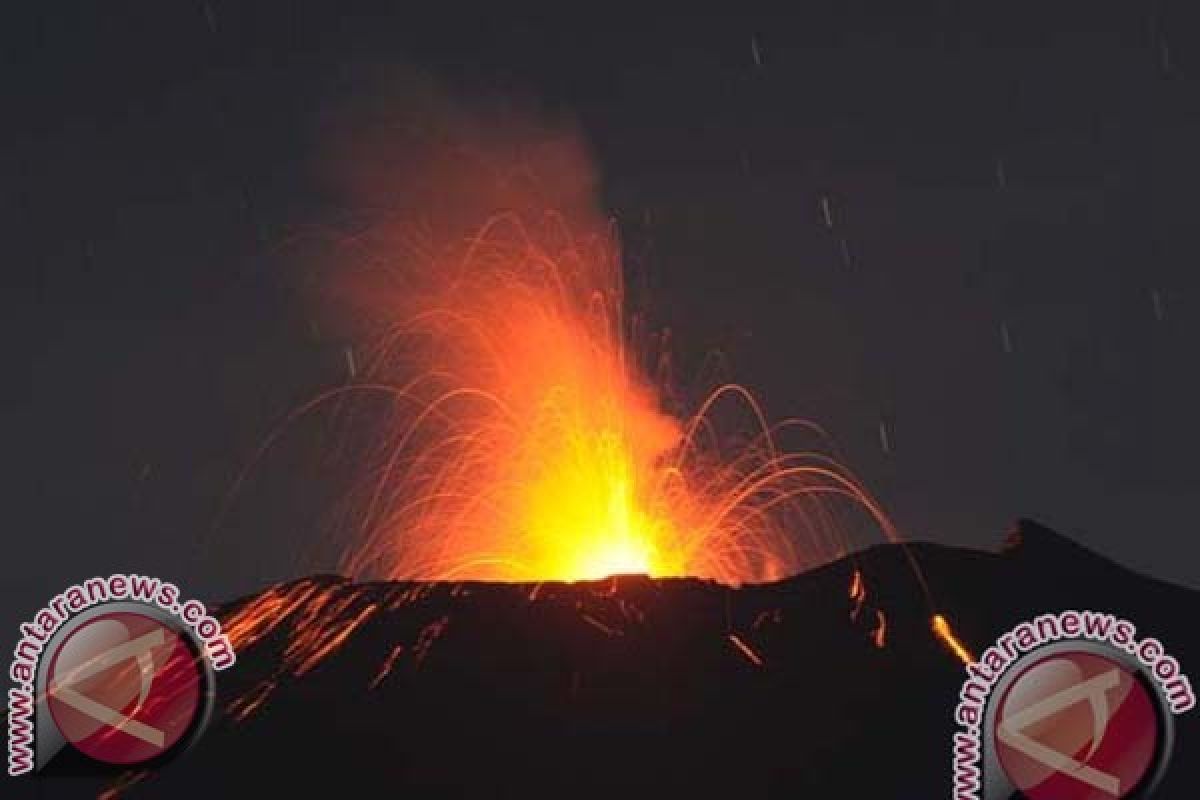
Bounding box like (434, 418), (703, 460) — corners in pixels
(28, 520), (1199, 798)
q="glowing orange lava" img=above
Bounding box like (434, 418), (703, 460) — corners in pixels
(231, 106), (908, 587)
(932, 614), (975, 665)
(327, 207), (896, 586)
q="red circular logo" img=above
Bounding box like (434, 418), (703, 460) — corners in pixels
(994, 651), (1160, 800)
(46, 611), (205, 765)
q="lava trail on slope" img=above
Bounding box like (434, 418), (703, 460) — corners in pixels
(34, 520), (1200, 798)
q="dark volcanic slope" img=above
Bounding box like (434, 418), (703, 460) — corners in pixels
(35, 520), (1200, 798)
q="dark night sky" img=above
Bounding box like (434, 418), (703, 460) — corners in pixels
(7, 3), (1199, 632)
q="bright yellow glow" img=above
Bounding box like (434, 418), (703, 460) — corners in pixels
(329, 209), (898, 586)
(932, 614), (975, 665)
(520, 460), (660, 579)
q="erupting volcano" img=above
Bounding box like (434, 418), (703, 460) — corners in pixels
(336, 213), (895, 585)
(281, 109), (900, 588)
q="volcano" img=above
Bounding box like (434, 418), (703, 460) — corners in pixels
(33, 520), (1200, 798)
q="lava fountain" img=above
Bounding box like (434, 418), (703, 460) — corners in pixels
(248, 103), (902, 587)
(202, 109), (967, 751)
(327, 215), (894, 586)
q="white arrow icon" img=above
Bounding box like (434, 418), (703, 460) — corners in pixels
(997, 668), (1122, 796)
(48, 629), (167, 748)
